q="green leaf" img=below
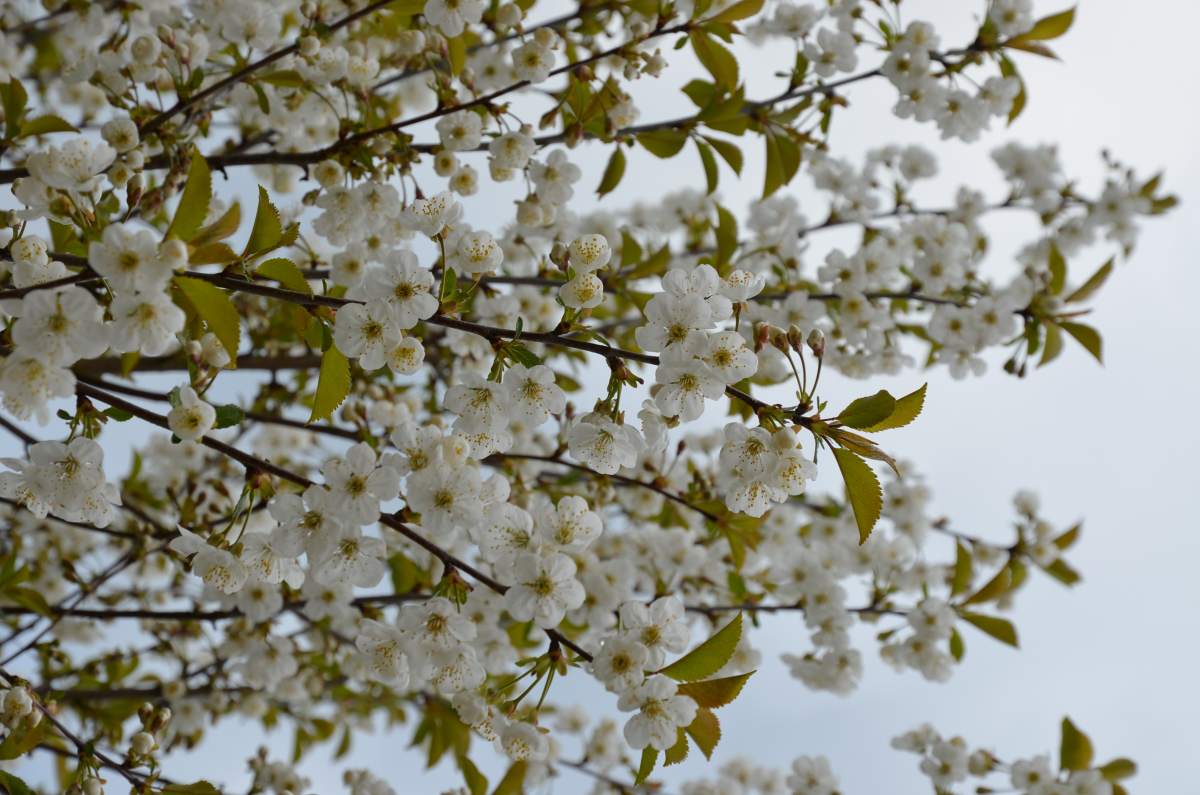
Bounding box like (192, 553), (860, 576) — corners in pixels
(18, 114), (78, 137)
(861, 383), (926, 432)
(704, 136), (744, 175)
(447, 35), (467, 76)
(457, 753), (489, 795)
(0, 771), (36, 795)
(162, 783), (221, 795)
(637, 129), (689, 158)
(663, 728), (689, 766)
(676, 670), (754, 708)
(951, 542), (973, 596)
(1054, 523), (1081, 550)
(166, 149), (212, 243)
(1042, 558), (1081, 586)
(838, 390), (896, 430)
(1065, 258), (1114, 303)
(685, 708), (722, 759)
(831, 448), (882, 543)
(1060, 717), (1094, 771)
(762, 132), (801, 198)
(949, 627), (965, 662)
(5, 586), (52, 618)
(1059, 321), (1103, 363)
(635, 747), (658, 785)
(1039, 322), (1064, 367)
(490, 761), (526, 795)
(0, 718), (47, 760)
(596, 146), (626, 196)
(1098, 758), (1137, 781)
(659, 613), (743, 681)
(696, 138), (719, 194)
(256, 257), (312, 295)
(1016, 7), (1076, 41)
(310, 344), (351, 423)
(213, 404), (245, 429)
(690, 31), (738, 89)
(1048, 244), (1067, 295)
(959, 611), (1019, 648)
(191, 203), (242, 247)
(709, 0), (764, 23)
(715, 205), (738, 266)
(244, 186), (284, 257)
(174, 276), (240, 362)
(998, 55), (1026, 124)
(1, 80), (28, 140)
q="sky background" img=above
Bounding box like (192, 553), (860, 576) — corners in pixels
(5, 0), (1200, 792)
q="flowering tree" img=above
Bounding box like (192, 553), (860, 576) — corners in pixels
(0, 0), (1175, 793)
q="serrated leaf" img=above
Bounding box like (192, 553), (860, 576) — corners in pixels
(167, 150), (212, 243)
(0, 772), (36, 795)
(861, 383), (926, 432)
(244, 185), (284, 257)
(1066, 259), (1114, 303)
(189, 242), (240, 265)
(256, 257), (312, 295)
(1, 80), (28, 140)
(1059, 321), (1102, 363)
(18, 114), (78, 137)
(659, 613), (742, 681)
(831, 448), (882, 543)
(174, 276), (240, 362)
(685, 708), (721, 759)
(310, 344), (350, 423)
(959, 611), (1019, 648)
(1098, 758), (1137, 781)
(663, 728), (689, 766)
(596, 146), (626, 196)
(676, 670), (753, 708)
(838, 390), (896, 430)
(635, 747), (658, 785)
(1060, 717), (1093, 771)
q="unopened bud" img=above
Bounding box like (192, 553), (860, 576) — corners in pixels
(806, 328), (825, 358)
(770, 330), (790, 353)
(549, 241), (568, 268)
(753, 323), (771, 352)
(787, 324), (805, 352)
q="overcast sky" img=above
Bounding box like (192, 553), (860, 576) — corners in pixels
(6, 0), (1198, 792)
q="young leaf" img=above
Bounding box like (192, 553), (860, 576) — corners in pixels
(685, 708), (722, 759)
(659, 613), (743, 681)
(191, 203), (242, 247)
(18, 115), (78, 137)
(490, 761), (526, 795)
(837, 390), (896, 430)
(1065, 258), (1114, 303)
(704, 136), (744, 175)
(0, 772), (37, 795)
(1039, 322), (1065, 367)
(1048, 244), (1067, 295)
(1060, 717), (1094, 771)
(663, 728), (689, 766)
(861, 383), (927, 432)
(447, 35), (467, 76)
(166, 150), (212, 243)
(715, 205), (738, 266)
(0, 716), (47, 760)
(690, 31), (738, 89)
(596, 146), (627, 196)
(1, 80), (28, 139)
(257, 257), (313, 295)
(676, 670), (754, 709)
(244, 186), (284, 257)
(174, 276), (240, 362)
(635, 747), (658, 784)
(1059, 321), (1103, 363)
(951, 542), (973, 596)
(310, 345), (351, 424)
(949, 628), (965, 662)
(213, 404), (245, 429)
(1016, 7), (1076, 41)
(831, 448), (882, 543)
(709, 0), (764, 23)
(638, 129), (689, 158)
(1098, 758), (1137, 781)
(959, 611), (1019, 647)
(696, 138), (719, 194)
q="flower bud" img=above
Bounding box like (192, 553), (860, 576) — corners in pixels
(496, 3), (522, 27)
(130, 730), (155, 756)
(433, 150), (458, 177)
(787, 324), (805, 353)
(807, 328), (826, 358)
(131, 35), (161, 64)
(299, 35), (321, 57)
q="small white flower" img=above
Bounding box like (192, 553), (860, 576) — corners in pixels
(167, 386), (216, 441)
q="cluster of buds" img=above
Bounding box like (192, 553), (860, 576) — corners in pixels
(127, 702), (172, 765)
